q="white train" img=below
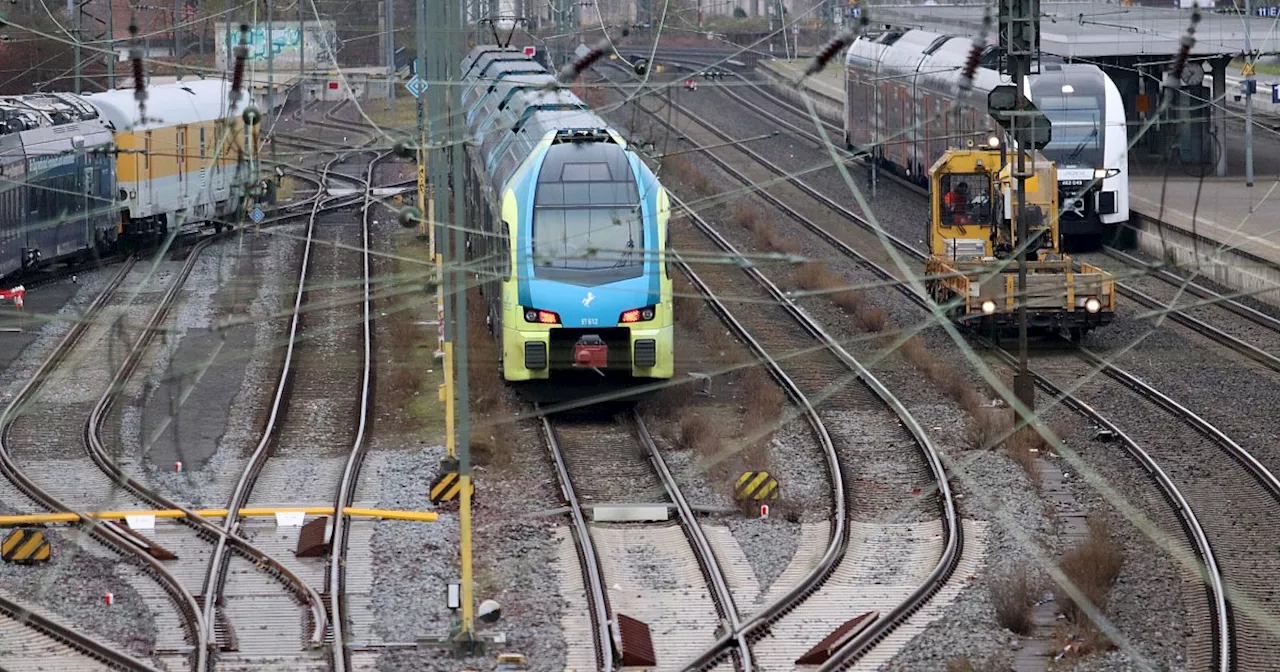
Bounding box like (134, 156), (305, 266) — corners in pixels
(845, 29), (1130, 249)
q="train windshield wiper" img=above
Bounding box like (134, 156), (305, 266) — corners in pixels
(1065, 127), (1098, 164)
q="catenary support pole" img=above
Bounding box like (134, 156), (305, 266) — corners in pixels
(1001, 0), (1037, 417)
(452, 0), (476, 645)
(1245, 0), (1255, 189)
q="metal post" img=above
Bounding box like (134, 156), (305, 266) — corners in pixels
(174, 0), (181, 78)
(1001, 0), (1036, 416)
(105, 0), (114, 89)
(268, 0), (275, 163)
(73, 0), (81, 94)
(451, 0), (476, 644)
(1245, 0), (1255, 189)
(386, 0), (395, 111)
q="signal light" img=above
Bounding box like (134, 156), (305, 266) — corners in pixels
(621, 309), (641, 323)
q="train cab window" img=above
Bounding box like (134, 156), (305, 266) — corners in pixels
(939, 173), (993, 227)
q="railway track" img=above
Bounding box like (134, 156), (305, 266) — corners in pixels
(0, 143), (374, 670)
(199, 145), (383, 670)
(603, 58), (1241, 669)
(542, 408), (749, 671)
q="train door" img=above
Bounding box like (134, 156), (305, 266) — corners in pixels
(143, 131), (153, 213)
(177, 126), (187, 213)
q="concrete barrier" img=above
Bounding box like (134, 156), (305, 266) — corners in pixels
(1133, 211), (1280, 307)
(755, 60), (844, 125)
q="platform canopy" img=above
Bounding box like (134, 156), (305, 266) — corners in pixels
(869, 2), (1280, 59)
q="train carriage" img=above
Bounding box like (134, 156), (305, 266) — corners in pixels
(846, 29), (1130, 249)
(87, 79), (255, 238)
(461, 46), (674, 383)
(0, 92), (117, 275)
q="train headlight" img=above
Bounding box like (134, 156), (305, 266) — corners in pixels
(987, 135), (1001, 148)
(620, 306), (657, 323)
(523, 308), (560, 324)
(1093, 168), (1107, 180)
(1085, 297), (1101, 314)
(981, 300), (997, 315)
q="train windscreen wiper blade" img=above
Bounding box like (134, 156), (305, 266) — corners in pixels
(1065, 127), (1098, 163)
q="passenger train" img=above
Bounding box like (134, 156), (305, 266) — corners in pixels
(460, 46), (674, 383)
(0, 79), (255, 278)
(845, 29), (1130, 249)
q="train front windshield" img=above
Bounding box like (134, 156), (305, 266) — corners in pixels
(1035, 95), (1103, 168)
(1029, 70), (1108, 170)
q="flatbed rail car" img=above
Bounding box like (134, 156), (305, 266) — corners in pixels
(925, 148), (1115, 341)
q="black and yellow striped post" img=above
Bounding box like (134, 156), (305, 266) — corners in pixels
(2, 528), (51, 564)
(735, 471), (780, 501)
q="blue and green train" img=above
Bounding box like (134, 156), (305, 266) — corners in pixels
(460, 46), (674, 382)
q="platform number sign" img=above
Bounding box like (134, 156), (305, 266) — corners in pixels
(250, 206), (264, 224)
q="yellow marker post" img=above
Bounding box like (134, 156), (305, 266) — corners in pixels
(461, 473), (474, 633)
(443, 340), (456, 459)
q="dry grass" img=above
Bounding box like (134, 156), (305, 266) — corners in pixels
(855, 306), (888, 332)
(733, 202), (798, 254)
(966, 407), (1012, 450)
(992, 565), (1038, 635)
(644, 380), (697, 420)
(1058, 517), (1125, 625)
(664, 154), (712, 195)
(946, 661), (977, 672)
(741, 367), (783, 426)
(470, 419), (519, 469)
(673, 275), (702, 324)
(678, 414), (717, 455)
(467, 298), (502, 415)
(1006, 426), (1045, 489)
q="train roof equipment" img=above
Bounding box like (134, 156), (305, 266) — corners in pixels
(86, 79), (248, 132)
(0, 93), (101, 135)
(924, 148), (1115, 340)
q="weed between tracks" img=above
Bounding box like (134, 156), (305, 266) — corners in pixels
(1057, 518), (1124, 626)
(466, 286), (518, 469)
(381, 229), (445, 440)
(992, 565), (1038, 635)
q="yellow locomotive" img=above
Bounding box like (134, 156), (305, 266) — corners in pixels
(924, 148), (1115, 341)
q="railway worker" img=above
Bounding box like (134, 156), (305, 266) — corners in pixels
(943, 181), (970, 224)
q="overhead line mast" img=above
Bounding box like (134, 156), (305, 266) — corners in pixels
(998, 0), (1043, 420)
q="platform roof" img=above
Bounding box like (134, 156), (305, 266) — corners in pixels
(869, 2), (1280, 59)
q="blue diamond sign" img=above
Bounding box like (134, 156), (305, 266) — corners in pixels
(250, 206), (264, 224)
(405, 59), (428, 99)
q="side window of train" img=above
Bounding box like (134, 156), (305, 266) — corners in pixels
(145, 131), (152, 172)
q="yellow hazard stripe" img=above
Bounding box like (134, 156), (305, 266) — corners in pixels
(431, 473), (459, 500)
(13, 533), (44, 560)
(748, 472), (770, 493)
(754, 480), (779, 500)
(1, 531), (26, 555)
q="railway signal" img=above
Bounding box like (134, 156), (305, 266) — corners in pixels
(986, 85), (1051, 151)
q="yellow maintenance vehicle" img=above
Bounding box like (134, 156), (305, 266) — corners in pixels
(924, 148), (1115, 341)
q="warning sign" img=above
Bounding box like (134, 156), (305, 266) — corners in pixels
(2, 528), (51, 564)
(735, 471), (779, 501)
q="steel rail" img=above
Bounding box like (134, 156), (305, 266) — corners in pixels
(632, 410), (753, 671)
(538, 410), (617, 672)
(665, 188), (957, 669)
(624, 61), (1237, 671)
(1003, 349), (1234, 672)
(0, 596), (165, 671)
(82, 227), (332, 666)
(325, 146), (380, 672)
(1105, 245), (1280, 332)
(0, 258), (207, 669)
(197, 153), (363, 660)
